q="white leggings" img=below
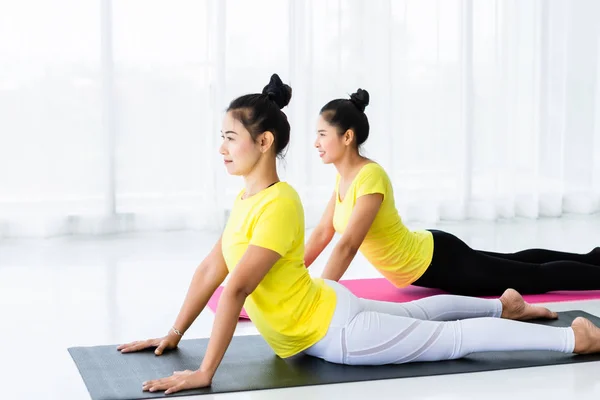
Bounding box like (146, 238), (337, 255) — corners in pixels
(304, 280), (575, 365)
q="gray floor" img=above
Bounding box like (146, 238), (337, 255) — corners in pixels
(2, 215), (600, 399)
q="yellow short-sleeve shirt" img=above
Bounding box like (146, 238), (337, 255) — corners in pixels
(333, 163), (434, 287)
(221, 182), (336, 358)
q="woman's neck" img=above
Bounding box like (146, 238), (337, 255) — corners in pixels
(242, 157), (280, 198)
(334, 151), (367, 179)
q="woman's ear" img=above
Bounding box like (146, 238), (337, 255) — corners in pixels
(261, 131), (275, 153)
(344, 129), (355, 146)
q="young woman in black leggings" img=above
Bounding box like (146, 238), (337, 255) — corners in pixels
(305, 88), (600, 296)
(414, 230), (600, 296)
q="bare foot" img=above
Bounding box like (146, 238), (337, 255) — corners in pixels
(499, 288), (558, 321)
(572, 317), (600, 354)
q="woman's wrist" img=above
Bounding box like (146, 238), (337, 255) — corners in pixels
(168, 326), (185, 339)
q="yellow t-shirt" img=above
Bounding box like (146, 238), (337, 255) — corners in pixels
(333, 163), (434, 287)
(221, 182), (337, 358)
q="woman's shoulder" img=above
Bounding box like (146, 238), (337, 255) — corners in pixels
(266, 182), (303, 210)
(273, 181), (301, 199)
(358, 161), (391, 182)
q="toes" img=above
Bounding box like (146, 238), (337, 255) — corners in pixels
(541, 308), (558, 319)
(518, 304), (558, 320)
(533, 305), (557, 319)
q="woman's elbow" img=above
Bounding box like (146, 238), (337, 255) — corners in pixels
(223, 282), (252, 301)
(335, 241), (360, 261)
(315, 223), (334, 243)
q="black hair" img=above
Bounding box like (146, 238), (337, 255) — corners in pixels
(227, 74), (292, 158)
(320, 88), (370, 147)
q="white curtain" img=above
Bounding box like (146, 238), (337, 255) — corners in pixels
(1, 0), (599, 238)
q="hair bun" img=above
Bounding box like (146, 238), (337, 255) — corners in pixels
(349, 89), (369, 112)
(262, 74), (292, 109)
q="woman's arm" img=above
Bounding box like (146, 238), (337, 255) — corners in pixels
(118, 235), (229, 355)
(304, 192), (336, 268)
(142, 197), (297, 394)
(320, 193), (383, 281)
(170, 235), (229, 336)
(142, 244), (280, 394)
(198, 245), (281, 377)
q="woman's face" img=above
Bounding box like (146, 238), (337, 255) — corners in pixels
(314, 115), (346, 164)
(219, 111), (262, 176)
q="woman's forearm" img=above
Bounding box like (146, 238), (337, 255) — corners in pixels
(304, 226), (334, 268)
(171, 262), (228, 335)
(198, 287), (247, 376)
(320, 241), (358, 281)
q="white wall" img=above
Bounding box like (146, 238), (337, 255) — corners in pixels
(1, 0), (599, 238)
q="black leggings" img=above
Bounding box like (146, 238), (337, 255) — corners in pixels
(412, 230), (600, 296)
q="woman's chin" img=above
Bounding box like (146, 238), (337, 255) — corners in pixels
(224, 163), (238, 175)
(225, 167), (246, 177)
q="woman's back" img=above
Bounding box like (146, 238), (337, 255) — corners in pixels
(222, 181), (336, 357)
(333, 163), (433, 287)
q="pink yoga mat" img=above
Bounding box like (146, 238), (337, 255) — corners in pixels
(207, 277), (600, 320)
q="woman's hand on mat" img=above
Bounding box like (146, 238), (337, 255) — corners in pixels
(117, 334), (180, 356)
(142, 369), (212, 394)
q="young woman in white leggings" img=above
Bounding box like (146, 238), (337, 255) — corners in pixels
(117, 75), (600, 395)
(305, 280), (578, 365)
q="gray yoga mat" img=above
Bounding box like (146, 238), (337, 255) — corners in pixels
(69, 310), (600, 400)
